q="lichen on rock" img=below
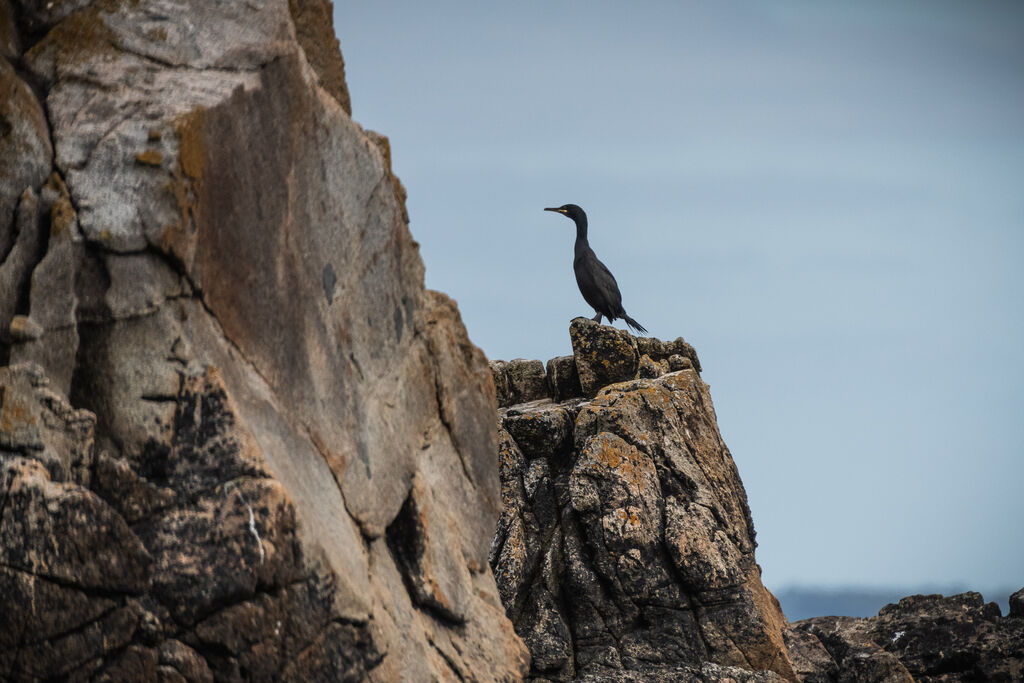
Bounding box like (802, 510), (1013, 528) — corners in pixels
(490, 321), (796, 681)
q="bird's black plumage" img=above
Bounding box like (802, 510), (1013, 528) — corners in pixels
(544, 204), (647, 334)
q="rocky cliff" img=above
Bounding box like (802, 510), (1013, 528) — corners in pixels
(3, 3), (1022, 683)
(0, 1), (527, 680)
(489, 319), (797, 682)
(489, 320), (1024, 683)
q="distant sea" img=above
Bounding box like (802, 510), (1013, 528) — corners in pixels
(774, 585), (1020, 622)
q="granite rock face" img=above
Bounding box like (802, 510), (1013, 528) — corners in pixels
(0, 2), (526, 681)
(489, 320), (796, 682)
(787, 591), (1024, 682)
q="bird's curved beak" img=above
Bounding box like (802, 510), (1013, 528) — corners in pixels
(544, 207), (566, 214)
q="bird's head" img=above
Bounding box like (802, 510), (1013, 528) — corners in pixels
(544, 203), (587, 225)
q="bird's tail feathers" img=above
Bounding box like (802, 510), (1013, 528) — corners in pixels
(623, 315), (648, 335)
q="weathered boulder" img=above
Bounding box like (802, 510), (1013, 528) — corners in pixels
(569, 317), (640, 396)
(1011, 587), (1024, 619)
(493, 357), (551, 407)
(546, 354), (581, 403)
(784, 616), (913, 683)
(787, 591), (1024, 682)
(1, 2), (526, 681)
(490, 322), (796, 681)
(491, 317), (701, 407)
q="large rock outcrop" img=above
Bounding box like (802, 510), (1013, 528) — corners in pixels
(489, 321), (1024, 682)
(0, 1), (527, 681)
(785, 591), (1024, 682)
(489, 319), (797, 681)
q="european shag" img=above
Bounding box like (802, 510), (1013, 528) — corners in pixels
(545, 204), (648, 335)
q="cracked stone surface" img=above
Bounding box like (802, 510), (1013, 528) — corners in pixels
(786, 591), (1024, 683)
(0, 1), (526, 681)
(489, 322), (797, 681)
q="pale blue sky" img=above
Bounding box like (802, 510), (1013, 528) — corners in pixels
(334, 2), (1024, 596)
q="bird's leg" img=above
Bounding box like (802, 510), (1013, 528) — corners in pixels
(592, 313), (602, 324)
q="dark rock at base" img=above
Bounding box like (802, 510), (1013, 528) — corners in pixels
(877, 592), (1023, 681)
(788, 590), (1024, 682)
(782, 627), (840, 683)
(787, 615), (913, 683)
(1010, 587), (1024, 619)
(157, 640), (213, 683)
(571, 662), (789, 682)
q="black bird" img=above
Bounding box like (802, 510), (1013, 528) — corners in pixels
(545, 204), (647, 334)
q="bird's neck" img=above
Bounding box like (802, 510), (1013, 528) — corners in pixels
(573, 218), (588, 252)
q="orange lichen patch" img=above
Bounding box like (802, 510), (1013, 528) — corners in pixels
(26, 5), (119, 73)
(135, 149), (163, 166)
(0, 386), (35, 432)
(613, 508), (642, 526)
(160, 108), (208, 272)
(592, 440), (625, 470)
(663, 372), (696, 393)
(160, 172), (197, 271)
(176, 107), (207, 185)
(588, 436), (651, 489)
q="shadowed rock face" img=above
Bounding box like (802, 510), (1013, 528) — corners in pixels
(0, 1), (526, 681)
(489, 319), (797, 682)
